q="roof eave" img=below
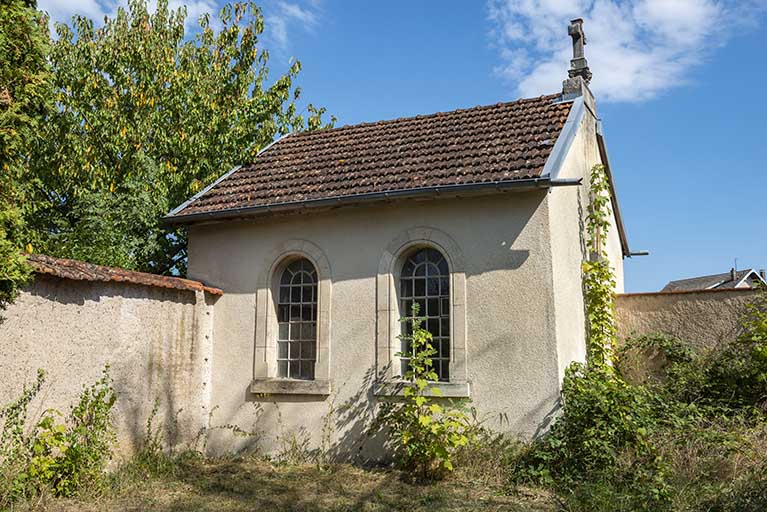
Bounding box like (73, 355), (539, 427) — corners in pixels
(163, 176), (582, 226)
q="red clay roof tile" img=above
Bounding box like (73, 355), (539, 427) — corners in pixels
(26, 254), (223, 295)
(169, 93), (572, 219)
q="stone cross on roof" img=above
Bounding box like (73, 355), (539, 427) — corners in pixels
(567, 18), (592, 84)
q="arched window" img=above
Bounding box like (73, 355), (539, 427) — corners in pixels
(400, 247), (450, 381)
(276, 258), (317, 380)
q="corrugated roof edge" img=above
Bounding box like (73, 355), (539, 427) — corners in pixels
(26, 253), (223, 296)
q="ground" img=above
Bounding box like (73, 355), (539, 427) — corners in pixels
(19, 458), (558, 512)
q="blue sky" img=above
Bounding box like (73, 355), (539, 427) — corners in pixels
(39, 0), (767, 292)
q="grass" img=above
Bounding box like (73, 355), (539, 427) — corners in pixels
(14, 456), (559, 512)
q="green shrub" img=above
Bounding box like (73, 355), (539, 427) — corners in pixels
(376, 303), (472, 479)
(518, 363), (670, 510)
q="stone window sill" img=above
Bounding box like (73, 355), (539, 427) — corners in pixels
(250, 378), (331, 396)
(373, 381), (470, 398)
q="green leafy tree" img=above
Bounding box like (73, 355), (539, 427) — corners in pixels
(0, 0), (51, 311)
(25, 0), (332, 274)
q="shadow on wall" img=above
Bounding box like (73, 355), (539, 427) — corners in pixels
(202, 192), (547, 295)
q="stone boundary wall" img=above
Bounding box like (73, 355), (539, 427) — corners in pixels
(616, 288), (759, 348)
(0, 272), (219, 458)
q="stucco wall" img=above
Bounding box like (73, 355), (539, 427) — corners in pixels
(616, 289), (758, 348)
(0, 275), (216, 457)
(188, 192), (569, 460)
(546, 100), (608, 382)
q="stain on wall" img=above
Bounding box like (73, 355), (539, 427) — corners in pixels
(0, 275), (217, 458)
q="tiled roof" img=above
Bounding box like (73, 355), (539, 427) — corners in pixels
(661, 269), (764, 292)
(26, 254), (223, 295)
(169, 93), (573, 219)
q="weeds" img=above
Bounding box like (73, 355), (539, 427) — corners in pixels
(0, 367), (116, 507)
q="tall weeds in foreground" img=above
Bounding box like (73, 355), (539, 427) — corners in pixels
(374, 303), (472, 480)
(0, 367), (116, 507)
(506, 165), (767, 511)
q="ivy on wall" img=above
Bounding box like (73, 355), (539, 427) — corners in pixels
(582, 164), (618, 368)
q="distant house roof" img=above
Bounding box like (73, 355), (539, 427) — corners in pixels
(166, 93), (575, 222)
(26, 254), (223, 295)
(661, 269), (766, 292)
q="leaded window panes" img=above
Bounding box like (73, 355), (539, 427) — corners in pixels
(276, 258), (317, 380)
(400, 248), (450, 381)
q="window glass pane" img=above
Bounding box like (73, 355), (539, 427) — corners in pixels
(289, 341), (300, 359)
(277, 258), (318, 380)
(440, 318), (450, 337)
(401, 279), (413, 298)
(289, 362), (301, 379)
(301, 340), (315, 360)
(399, 248), (451, 382)
(427, 298), (439, 317)
(289, 323), (301, 341)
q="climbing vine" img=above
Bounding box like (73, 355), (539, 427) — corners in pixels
(582, 164), (617, 368)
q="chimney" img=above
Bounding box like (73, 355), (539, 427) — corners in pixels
(760, 269), (766, 280)
(563, 18), (593, 96)
(730, 267), (737, 282)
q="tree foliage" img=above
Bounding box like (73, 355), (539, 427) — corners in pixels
(23, 0), (332, 274)
(0, 0), (50, 311)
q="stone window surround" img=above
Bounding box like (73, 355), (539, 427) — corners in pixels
(374, 227), (470, 398)
(250, 240), (332, 396)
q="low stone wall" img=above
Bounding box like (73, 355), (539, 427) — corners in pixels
(0, 274), (218, 458)
(616, 288), (759, 348)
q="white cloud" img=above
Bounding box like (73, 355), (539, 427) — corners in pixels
(38, 0), (109, 28)
(264, 1), (319, 50)
(488, 0), (767, 102)
(38, 0), (218, 35)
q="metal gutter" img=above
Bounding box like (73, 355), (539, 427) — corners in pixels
(595, 121), (632, 258)
(164, 133), (292, 218)
(164, 177), (582, 225)
(541, 96), (584, 179)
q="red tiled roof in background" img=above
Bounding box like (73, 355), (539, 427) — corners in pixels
(168, 93), (573, 219)
(26, 254), (223, 296)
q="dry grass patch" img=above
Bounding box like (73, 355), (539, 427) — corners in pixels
(15, 457), (558, 512)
